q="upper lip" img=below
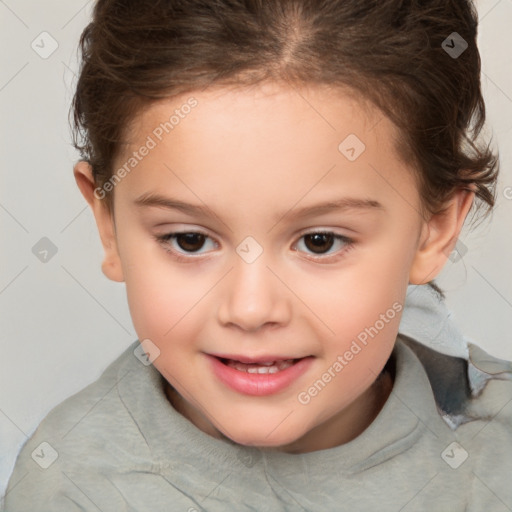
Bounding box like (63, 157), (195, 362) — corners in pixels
(207, 353), (308, 364)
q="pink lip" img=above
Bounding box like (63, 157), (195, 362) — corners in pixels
(206, 354), (314, 396)
(208, 352), (301, 364)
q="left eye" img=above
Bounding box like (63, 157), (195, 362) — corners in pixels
(156, 232), (216, 254)
(294, 232), (352, 256)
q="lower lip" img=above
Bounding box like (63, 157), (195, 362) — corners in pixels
(207, 355), (314, 396)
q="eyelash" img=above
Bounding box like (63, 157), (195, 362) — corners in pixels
(153, 230), (355, 264)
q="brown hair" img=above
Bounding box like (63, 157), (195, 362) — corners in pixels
(71, 0), (499, 261)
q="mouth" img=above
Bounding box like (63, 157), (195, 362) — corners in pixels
(207, 354), (314, 396)
(218, 357), (301, 374)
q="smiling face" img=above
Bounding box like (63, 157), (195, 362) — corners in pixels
(75, 81), (473, 452)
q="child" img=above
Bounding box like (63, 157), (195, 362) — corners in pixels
(3, 0), (512, 510)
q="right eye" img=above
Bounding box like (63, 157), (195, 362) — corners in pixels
(154, 231), (218, 258)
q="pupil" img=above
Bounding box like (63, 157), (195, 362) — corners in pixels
(305, 233), (334, 254)
(177, 233), (205, 252)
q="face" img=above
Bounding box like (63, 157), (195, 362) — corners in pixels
(76, 82), (471, 452)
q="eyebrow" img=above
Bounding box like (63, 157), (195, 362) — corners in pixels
(134, 192), (385, 222)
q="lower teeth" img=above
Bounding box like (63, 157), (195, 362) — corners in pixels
(225, 359), (296, 374)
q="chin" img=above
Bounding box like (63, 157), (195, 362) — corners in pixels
(219, 421), (306, 450)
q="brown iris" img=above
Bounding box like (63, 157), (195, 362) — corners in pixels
(176, 233), (206, 252)
(303, 233), (334, 254)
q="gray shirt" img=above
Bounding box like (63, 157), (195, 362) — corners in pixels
(3, 334), (512, 511)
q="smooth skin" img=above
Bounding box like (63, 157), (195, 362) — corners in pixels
(74, 81), (474, 453)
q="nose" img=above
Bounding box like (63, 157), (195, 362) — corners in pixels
(216, 254), (292, 332)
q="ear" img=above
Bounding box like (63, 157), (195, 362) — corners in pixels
(73, 161), (124, 283)
(409, 187), (475, 284)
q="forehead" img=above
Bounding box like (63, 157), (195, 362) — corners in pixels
(129, 81), (385, 145)
(188, 81), (373, 117)
(114, 82), (419, 220)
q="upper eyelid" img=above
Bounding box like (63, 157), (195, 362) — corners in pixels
(159, 225), (352, 236)
(159, 228), (351, 242)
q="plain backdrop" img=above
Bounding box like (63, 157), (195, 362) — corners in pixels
(1, 0), (511, 501)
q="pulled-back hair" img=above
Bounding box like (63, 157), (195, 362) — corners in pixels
(71, 0), (498, 233)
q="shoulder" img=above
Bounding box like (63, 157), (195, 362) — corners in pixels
(464, 341), (512, 428)
(398, 336), (512, 507)
(399, 335), (512, 427)
(2, 341), (154, 511)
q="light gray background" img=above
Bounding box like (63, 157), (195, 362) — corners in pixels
(1, 0), (511, 501)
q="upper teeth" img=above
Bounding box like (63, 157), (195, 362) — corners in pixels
(226, 359), (295, 374)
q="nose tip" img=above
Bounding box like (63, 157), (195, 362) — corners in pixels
(216, 258), (291, 332)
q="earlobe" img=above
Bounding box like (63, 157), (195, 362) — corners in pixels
(409, 187), (475, 285)
(73, 161), (125, 283)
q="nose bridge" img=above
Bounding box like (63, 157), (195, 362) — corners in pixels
(217, 248), (290, 331)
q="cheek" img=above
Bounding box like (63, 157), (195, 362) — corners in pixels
(299, 251), (407, 336)
(310, 291), (401, 415)
(120, 241), (203, 343)
(115, 222), (204, 336)
(295, 242), (407, 373)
